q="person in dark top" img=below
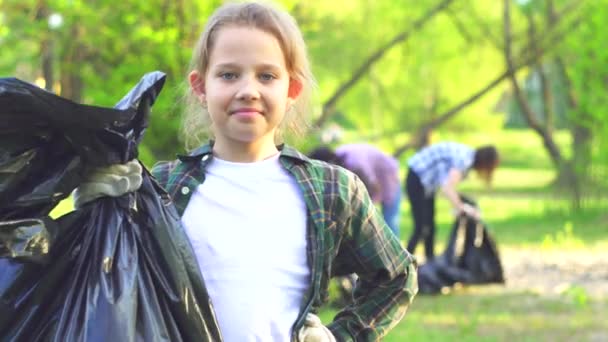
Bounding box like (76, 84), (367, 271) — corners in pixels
(405, 142), (499, 260)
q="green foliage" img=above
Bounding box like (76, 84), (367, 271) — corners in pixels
(558, 0), (608, 188)
(3, 0), (607, 200)
(295, 0), (509, 142)
(3, 0), (606, 173)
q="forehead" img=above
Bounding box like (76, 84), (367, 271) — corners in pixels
(208, 26), (287, 68)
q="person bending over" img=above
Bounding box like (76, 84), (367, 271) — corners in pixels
(405, 142), (499, 261)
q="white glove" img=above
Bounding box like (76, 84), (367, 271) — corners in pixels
(73, 160), (143, 208)
(298, 313), (336, 342)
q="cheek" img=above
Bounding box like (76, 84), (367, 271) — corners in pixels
(207, 111), (222, 125)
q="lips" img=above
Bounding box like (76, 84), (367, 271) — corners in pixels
(231, 108), (263, 115)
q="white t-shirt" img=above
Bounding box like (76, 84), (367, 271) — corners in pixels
(181, 154), (310, 341)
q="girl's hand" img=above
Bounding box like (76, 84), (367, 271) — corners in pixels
(73, 160), (143, 208)
(457, 203), (481, 220)
(298, 313), (336, 342)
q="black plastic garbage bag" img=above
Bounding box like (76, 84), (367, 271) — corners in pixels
(418, 194), (505, 295)
(0, 73), (221, 341)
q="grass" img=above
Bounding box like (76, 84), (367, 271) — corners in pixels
(384, 292), (606, 341)
(320, 291), (608, 341)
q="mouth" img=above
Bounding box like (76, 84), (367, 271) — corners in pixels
(230, 108), (263, 116)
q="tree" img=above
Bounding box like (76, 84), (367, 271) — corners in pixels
(503, 0), (607, 208)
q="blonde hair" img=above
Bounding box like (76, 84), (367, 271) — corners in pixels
(182, 1), (316, 150)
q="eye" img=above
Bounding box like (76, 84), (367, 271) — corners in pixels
(259, 73), (276, 81)
(220, 72), (237, 80)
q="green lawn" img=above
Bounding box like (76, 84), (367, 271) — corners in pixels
(320, 290), (608, 341)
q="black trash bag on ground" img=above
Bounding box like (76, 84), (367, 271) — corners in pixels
(418, 194), (505, 295)
(0, 73), (221, 341)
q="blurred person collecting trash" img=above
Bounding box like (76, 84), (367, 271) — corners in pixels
(73, 1), (418, 341)
(308, 144), (403, 239)
(405, 142), (499, 261)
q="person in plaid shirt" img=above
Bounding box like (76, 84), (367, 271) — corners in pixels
(74, 1), (417, 341)
(405, 142), (499, 261)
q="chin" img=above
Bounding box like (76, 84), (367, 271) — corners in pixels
(231, 132), (265, 143)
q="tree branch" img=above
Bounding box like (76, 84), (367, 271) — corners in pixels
(504, 0), (564, 167)
(314, 0), (456, 128)
(392, 6), (582, 158)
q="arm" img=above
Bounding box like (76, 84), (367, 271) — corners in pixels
(440, 168), (463, 211)
(440, 168), (479, 218)
(328, 173), (418, 341)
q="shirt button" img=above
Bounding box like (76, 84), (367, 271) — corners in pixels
(181, 186), (190, 195)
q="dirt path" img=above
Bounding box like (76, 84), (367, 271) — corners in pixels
(499, 248), (608, 298)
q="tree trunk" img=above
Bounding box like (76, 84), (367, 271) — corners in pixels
(504, 0), (583, 209)
(59, 25), (85, 102)
(36, 3), (54, 91)
(554, 52), (591, 208)
(41, 39), (54, 92)
(527, 12), (554, 133)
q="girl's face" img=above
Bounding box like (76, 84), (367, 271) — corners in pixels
(189, 26), (301, 159)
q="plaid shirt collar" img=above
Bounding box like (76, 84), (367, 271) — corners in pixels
(177, 140), (310, 168)
(166, 141), (314, 218)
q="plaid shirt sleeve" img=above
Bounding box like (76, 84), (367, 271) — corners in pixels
(326, 168), (418, 341)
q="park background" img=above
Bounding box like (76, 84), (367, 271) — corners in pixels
(2, 0), (607, 340)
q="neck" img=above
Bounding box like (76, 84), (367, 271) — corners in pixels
(212, 137), (280, 162)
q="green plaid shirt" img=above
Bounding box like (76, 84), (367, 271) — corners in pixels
(151, 142), (418, 342)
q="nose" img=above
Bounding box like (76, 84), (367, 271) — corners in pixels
(235, 76), (260, 101)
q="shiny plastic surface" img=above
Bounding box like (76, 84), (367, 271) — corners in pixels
(0, 73), (221, 341)
(417, 195), (505, 295)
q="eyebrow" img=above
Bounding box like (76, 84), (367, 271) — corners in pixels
(213, 62), (283, 70)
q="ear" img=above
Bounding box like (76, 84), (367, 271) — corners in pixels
(189, 70), (206, 102)
(287, 78), (303, 100)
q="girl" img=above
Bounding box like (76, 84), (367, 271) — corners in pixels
(405, 142), (499, 261)
(76, 2), (417, 341)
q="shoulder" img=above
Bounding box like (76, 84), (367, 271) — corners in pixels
(303, 158), (369, 207)
(149, 142), (212, 188)
(151, 159), (180, 189)
(282, 144), (352, 179)
(305, 157), (359, 183)
(280, 143), (363, 196)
